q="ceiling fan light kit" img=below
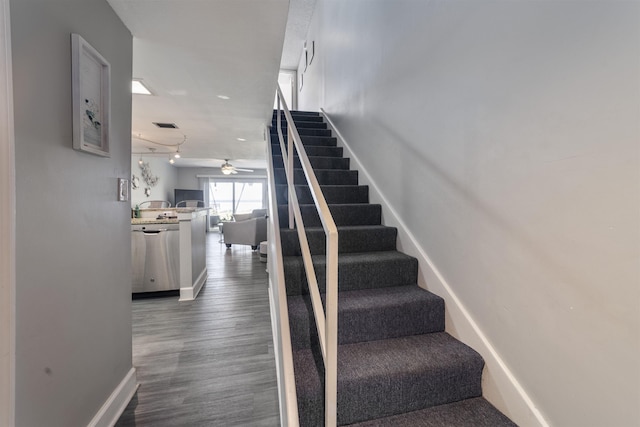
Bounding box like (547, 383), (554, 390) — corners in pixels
(221, 159), (236, 175)
(221, 159), (254, 175)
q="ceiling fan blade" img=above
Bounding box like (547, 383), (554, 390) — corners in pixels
(234, 168), (254, 172)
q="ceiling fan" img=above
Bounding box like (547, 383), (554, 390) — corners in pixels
(221, 159), (254, 175)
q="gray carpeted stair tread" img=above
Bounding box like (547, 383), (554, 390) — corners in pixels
(272, 118), (327, 126)
(293, 333), (484, 426)
(272, 116), (325, 124)
(278, 203), (382, 228)
(273, 110), (321, 117)
(272, 154), (350, 170)
(282, 251), (418, 295)
(274, 168), (359, 186)
(271, 127), (331, 137)
(273, 110), (320, 116)
(346, 397), (517, 427)
(280, 225), (397, 256)
(288, 285), (445, 350)
(271, 134), (338, 146)
(271, 120), (328, 129)
(272, 144), (343, 157)
(276, 184), (368, 205)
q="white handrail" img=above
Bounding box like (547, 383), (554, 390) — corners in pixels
(266, 126), (300, 427)
(275, 86), (339, 427)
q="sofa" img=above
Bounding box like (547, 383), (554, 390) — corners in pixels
(222, 209), (267, 250)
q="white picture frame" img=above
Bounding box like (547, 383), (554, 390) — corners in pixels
(71, 33), (111, 157)
(303, 41), (308, 72)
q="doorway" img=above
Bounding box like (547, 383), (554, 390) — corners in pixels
(274, 69), (296, 110)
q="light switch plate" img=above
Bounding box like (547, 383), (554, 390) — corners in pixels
(118, 178), (129, 201)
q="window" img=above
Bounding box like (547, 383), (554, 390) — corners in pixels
(233, 182), (263, 213)
(207, 179), (265, 220)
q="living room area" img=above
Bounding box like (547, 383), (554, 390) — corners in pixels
(130, 154), (268, 246)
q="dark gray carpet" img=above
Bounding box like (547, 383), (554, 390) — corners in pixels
(288, 285), (445, 350)
(294, 333), (484, 426)
(275, 168), (359, 186)
(272, 144), (343, 157)
(271, 110), (517, 426)
(278, 203), (382, 228)
(283, 251), (418, 295)
(347, 397), (517, 427)
(276, 184), (368, 205)
(280, 225), (397, 256)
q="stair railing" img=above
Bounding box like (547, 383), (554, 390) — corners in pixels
(275, 85), (339, 427)
(266, 124), (300, 427)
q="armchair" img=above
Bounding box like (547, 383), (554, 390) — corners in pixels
(138, 200), (171, 208)
(222, 209), (267, 250)
(176, 200), (205, 208)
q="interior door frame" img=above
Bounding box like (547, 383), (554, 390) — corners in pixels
(0, 0), (15, 424)
(276, 69), (297, 111)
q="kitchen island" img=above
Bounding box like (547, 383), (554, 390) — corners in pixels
(131, 208), (208, 301)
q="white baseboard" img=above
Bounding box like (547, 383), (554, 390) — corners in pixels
(88, 367), (138, 427)
(321, 109), (548, 427)
(179, 268), (207, 301)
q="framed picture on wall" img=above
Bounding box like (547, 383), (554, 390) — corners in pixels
(71, 33), (111, 157)
(303, 41), (308, 72)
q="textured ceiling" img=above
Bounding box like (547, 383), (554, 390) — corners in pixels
(107, 0), (313, 170)
(280, 0), (317, 70)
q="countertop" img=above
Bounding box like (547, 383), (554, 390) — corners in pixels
(131, 217), (179, 225)
(131, 207), (209, 225)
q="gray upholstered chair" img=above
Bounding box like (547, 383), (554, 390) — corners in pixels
(138, 200), (171, 208)
(209, 215), (221, 228)
(222, 209), (267, 250)
(176, 200), (205, 208)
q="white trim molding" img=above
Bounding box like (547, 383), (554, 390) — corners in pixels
(0, 0), (15, 424)
(178, 209), (208, 302)
(321, 109), (549, 427)
(87, 367), (138, 427)
(179, 267), (207, 301)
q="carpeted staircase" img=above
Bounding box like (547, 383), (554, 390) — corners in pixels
(270, 110), (517, 427)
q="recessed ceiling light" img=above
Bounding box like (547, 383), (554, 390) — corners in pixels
(217, 95), (230, 100)
(132, 79), (152, 95)
(236, 138), (246, 141)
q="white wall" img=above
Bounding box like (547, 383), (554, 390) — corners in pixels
(131, 156), (178, 207)
(0, 0), (14, 424)
(299, 1), (640, 426)
(11, 0), (134, 425)
(176, 167), (267, 190)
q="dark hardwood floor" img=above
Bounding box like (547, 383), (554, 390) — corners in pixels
(116, 231), (280, 426)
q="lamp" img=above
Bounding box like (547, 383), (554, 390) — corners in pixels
(174, 146), (181, 159)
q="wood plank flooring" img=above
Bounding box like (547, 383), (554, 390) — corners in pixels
(116, 232), (280, 426)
